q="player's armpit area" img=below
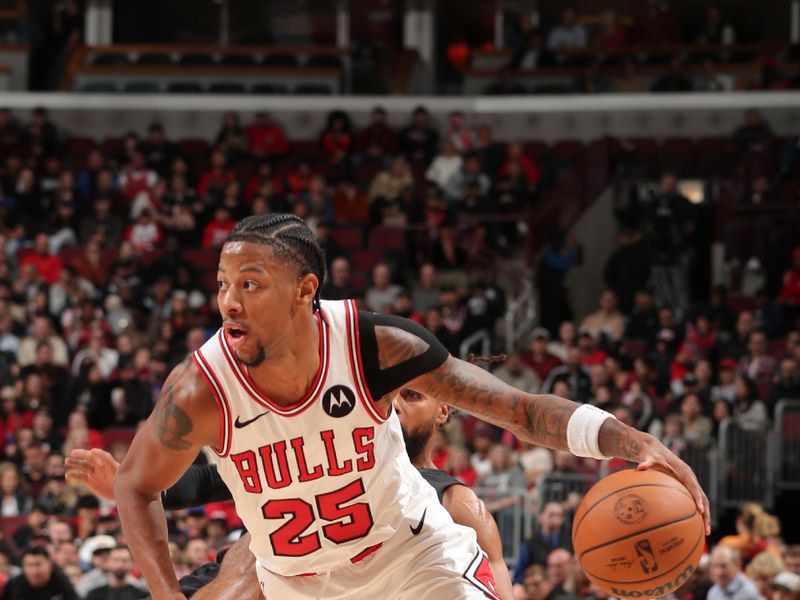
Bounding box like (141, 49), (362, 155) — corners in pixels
(191, 535), (260, 600)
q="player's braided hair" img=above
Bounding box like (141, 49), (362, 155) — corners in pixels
(225, 214), (326, 313)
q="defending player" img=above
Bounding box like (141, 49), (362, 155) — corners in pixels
(112, 214), (710, 600)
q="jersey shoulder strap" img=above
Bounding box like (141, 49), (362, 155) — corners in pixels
(417, 467), (465, 503)
(356, 310), (449, 400)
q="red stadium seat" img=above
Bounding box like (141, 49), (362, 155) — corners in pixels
(695, 137), (732, 176)
(290, 140), (320, 161)
(368, 226), (405, 252)
(329, 227), (364, 250)
(350, 249), (385, 271)
(659, 137), (695, 176)
(101, 137), (124, 159)
(178, 138), (211, 163)
(183, 248), (219, 272)
(621, 137), (659, 177)
(522, 141), (548, 161)
(65, 137), (97, 158)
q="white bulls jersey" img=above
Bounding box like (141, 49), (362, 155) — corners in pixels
(191, 299), (441, 577)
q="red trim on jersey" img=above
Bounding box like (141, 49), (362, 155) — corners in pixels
(192, 350), (231, 457)
(348, 300), (388, 422)
(218, 310), (330, 416)
(295, 542), (383, 576)
(343, 300), (384, 425)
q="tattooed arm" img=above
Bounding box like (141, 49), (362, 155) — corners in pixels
(113, 358), (220, 600)
(373, 325), (711, 533)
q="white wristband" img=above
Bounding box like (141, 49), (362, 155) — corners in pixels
(566, 404), (616, 460)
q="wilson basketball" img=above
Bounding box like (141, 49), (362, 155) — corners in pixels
(572, 469), (705, 598)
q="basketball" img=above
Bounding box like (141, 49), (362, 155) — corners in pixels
(572, 469), (705, 599)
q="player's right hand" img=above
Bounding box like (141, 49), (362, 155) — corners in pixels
(65, 448), (120, 501)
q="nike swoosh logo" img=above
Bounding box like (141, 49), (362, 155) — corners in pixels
(234, 412), (270, 429)
(409, 507), (427, 535)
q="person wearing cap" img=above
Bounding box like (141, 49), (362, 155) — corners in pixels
(76, 534), (117, 597)
(712, 358), (739, 404)
(86, 545), (148, 600)
(771, 572), (800, 600)
(523, 327), (562, 382)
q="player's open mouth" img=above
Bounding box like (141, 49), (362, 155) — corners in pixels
(223, 323), (249, 347)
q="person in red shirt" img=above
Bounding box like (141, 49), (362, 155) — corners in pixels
(331, 179), (369, 223)
(201, 207), (235, 249)
(20, 233), (63, 285)
(245, 112), (288, 160)
(577, 331), (607, 366)
(778, 247), (800, 306)
(243, 162), (284, 203)
(499, 141), (540, 188)
(197, 150), (236, 202)
(522, 327), (562, 381)
(117, 149), (158, 200)
(356, 106), (398, 160)
(320, 110), (353, 170)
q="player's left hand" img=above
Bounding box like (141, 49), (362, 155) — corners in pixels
(636, 437), (711, 536)
(65, 448), (120, 501)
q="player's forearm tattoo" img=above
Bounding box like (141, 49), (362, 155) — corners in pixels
(599, 418), (644, 461)
(374, 326), (575, 449)
(153, 360), (194, 451)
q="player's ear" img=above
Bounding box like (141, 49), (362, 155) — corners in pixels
(435, 404), (449, 427)
(296, 273), (319, 307)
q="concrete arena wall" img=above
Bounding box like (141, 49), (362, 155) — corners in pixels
(0, 91), (798, 142)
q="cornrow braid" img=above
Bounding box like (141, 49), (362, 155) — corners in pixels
(467, 353), (508, 365)
(224, 214), (327, 313)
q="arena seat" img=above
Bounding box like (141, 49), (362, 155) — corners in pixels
(65, 137), (97, 157)
(368, 226), (405, 252)
(306, 55), (343, 69)
(123, 81), (161, 93)
(78, 81), (118, 93)
(166, 82), (204, 94)
(137, 53), (173, 66)
(350, 249), (385, 271)
(220, 54), (258, 66)
(695, 137), (732, 175)
(329, 227), (364, 250)
(251, 83), (290, 94)
(177, 139), (211, 163)
(659, 137), (696, 175)
(92, 53), (131, 66)
(262, 53), (299, 67)
(294, 83), (332, 95)
(100, 137), (124, 158)
(178, 53), (215, 66)
(208, 82), (247, 94)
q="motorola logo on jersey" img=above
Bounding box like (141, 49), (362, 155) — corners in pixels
(322, 385), (356, 418)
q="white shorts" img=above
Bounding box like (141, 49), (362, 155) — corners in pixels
(255, 501), (499, 600)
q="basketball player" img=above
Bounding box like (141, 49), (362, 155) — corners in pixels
(66, 385), (513, 600)
(112, 214), (709, 600)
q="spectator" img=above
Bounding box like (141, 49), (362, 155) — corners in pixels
(724, 310), (758, 361)
(399, 106), (440, 166)
(500, 141), (540, 189)
(537, 231), (580, 334)
(123, 209), (162, 254)
(603, 230), (651, 314)
(425, 140), (463, 190)
(543, 346), (591, 404)
(76, 535), (116, 597)
(201, 207), (235, 249)
(117, 150), (157, 205)
(680, 393), (713, 445)
(356, 106), (397, 161)
(593, 9), (628, 50)
(331, 179), (369, 224)
(493, 353), (541, 394)
(85, 546), (147, 600)
(245, 112), (288, 160)
(767, 358), (800, 417)
(444, 153), (491, 201)
(411, 263), (440, 313)
(546, 548), (577, 597)
(523, 328), (562, 382)
(513, 502), (573, 585)
(635, 0), (680, 44)
(141, 123), (176, 177)
(770, 572), (800, 600)
(522, 564), (572, 600)
(215, 112), (248, 162)
(784, 547), (800, 575)
(0, 462), (31, 516)
(546, 7), (587, 50)
(1, 546), (77, 600)
(323, 257), (359, 301)
(548, 321), (577, 362)
(778, 248), (800, 320)
(733, 109), (774, 155)
(697, 4), (737, 45)
(733, 375), (768, 431)
(708, 545), (762, 600)
(444, 111), (474, 154)
(625, 290), (659, 340)
(697, 58), (734, 92)
(510, 27), (552, 71)
(738, 331), (776, 390)
(367, 156), (413, 204)
(184, 538), (210, 571)
(423, 306), (459, 356)
(197, 150), (235, 204)
(320, 110), (353, 180)
(579, 290), (626, 344)
(18, 316), (69, 368)
(746, 552), (784, 600)
(365, 263), (401, 313)
(20, 232), (63, 285)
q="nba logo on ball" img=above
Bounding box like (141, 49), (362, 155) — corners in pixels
(634, 539), (658, 574)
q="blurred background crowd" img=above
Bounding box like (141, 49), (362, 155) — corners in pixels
(0, 0), (797, 599)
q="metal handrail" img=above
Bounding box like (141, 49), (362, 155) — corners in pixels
(459, 329), (491, 363)
(504, 279), (537, 354)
